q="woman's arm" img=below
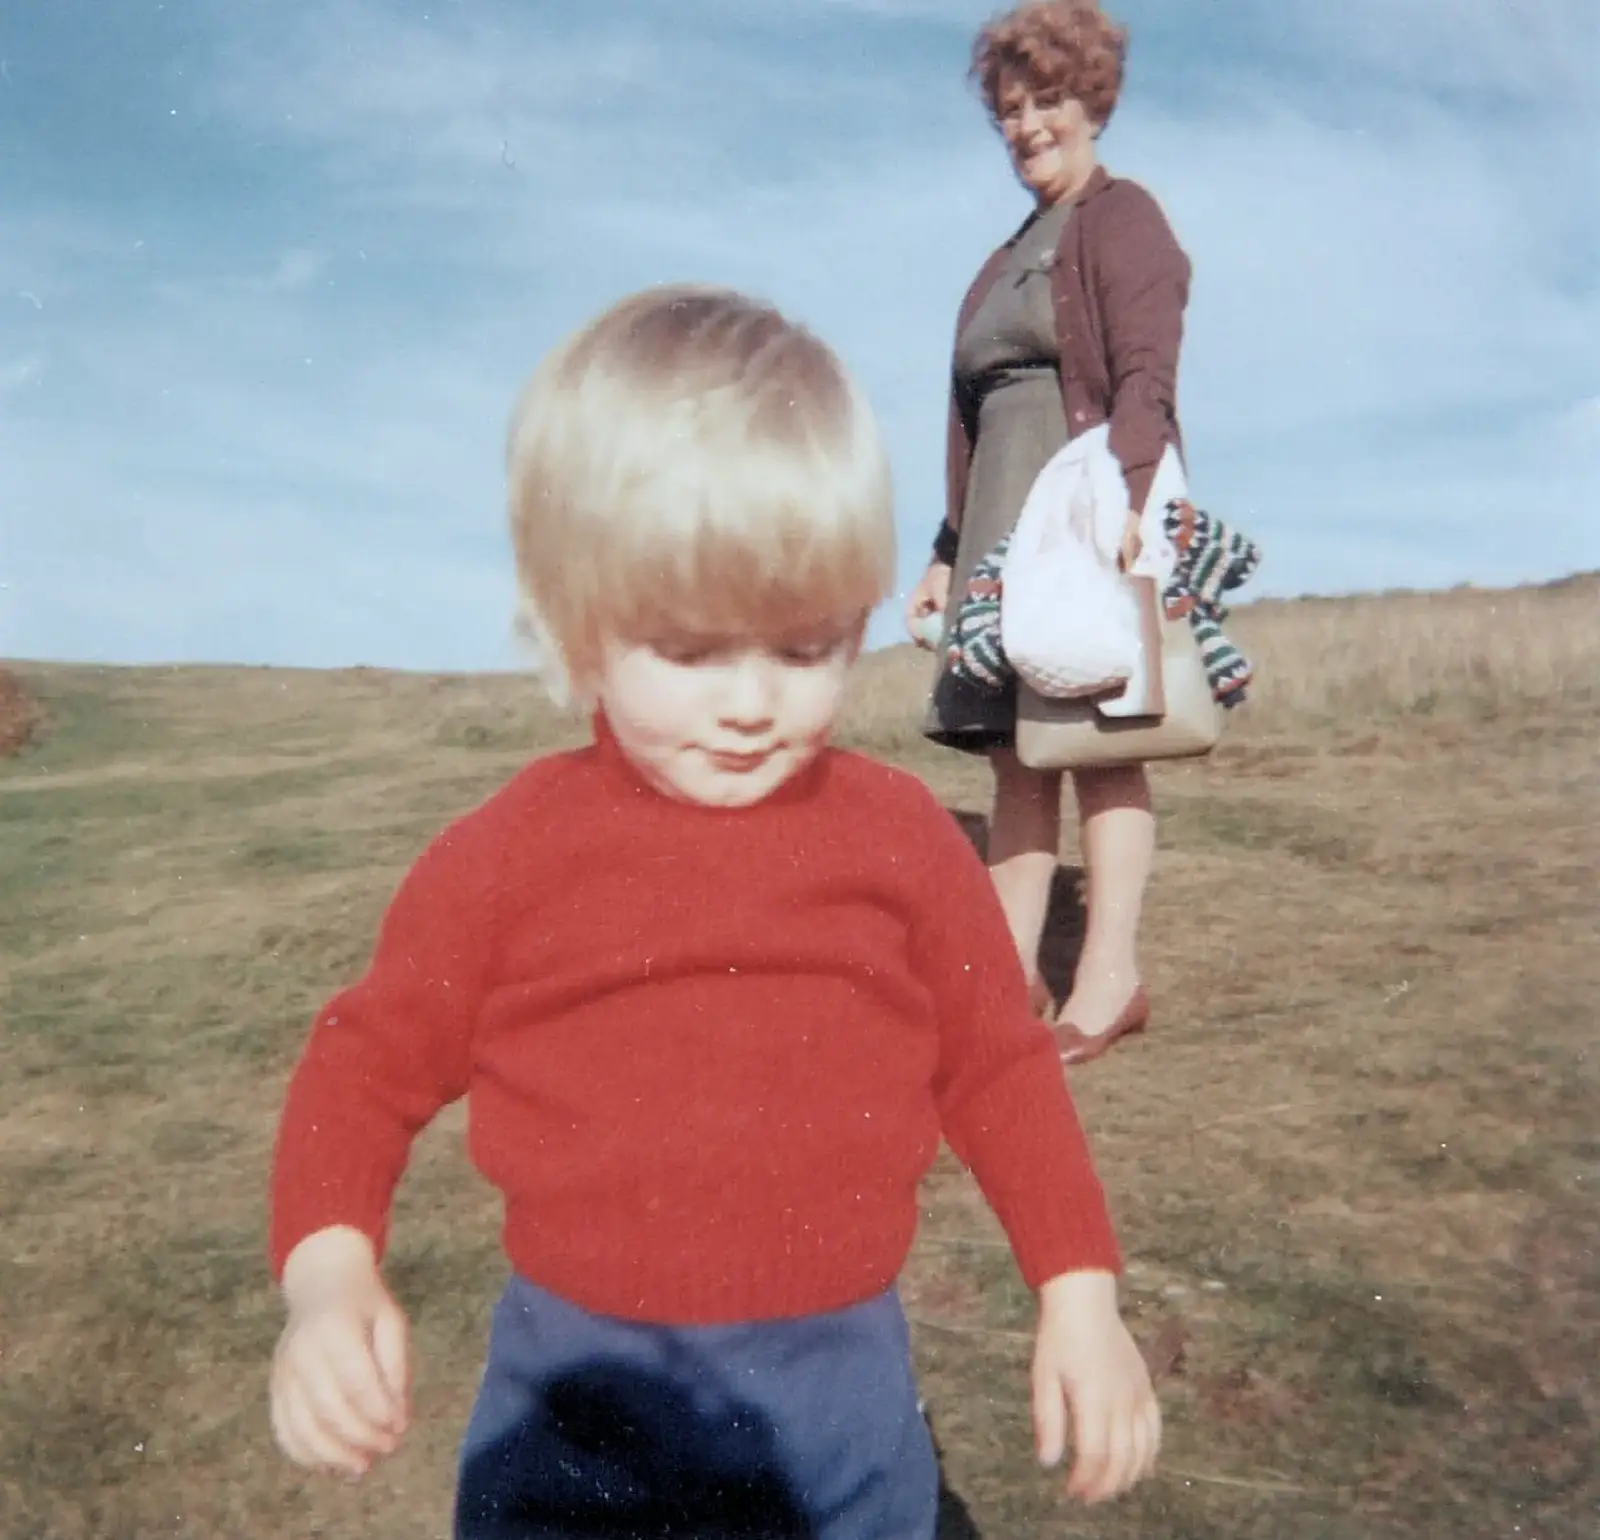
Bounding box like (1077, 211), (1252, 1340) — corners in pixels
(936, 244), (1013, 562)
(1094, 186), (1191, 516)
(938, 389), (972, 563)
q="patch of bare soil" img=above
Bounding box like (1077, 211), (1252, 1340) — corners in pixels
(0, 667), (36, 758)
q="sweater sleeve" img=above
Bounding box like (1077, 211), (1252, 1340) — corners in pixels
(267, 811), (503, 1279)
(902, 785), (1122, 1284)
(1098, 185), (1191, 517)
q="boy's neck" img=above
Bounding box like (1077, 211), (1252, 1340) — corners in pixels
(589, 710), (833, 812)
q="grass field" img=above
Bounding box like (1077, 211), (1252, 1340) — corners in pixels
(2, 576), (1596, 1538)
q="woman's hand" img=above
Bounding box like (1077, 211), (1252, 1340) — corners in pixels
(1031, 1270), (1160, 1504)
(905, 560), (953, 648)
(1118, 511), (1143, 573)
(270, 1227), (412, 1479)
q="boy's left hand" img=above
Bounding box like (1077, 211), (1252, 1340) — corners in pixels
(1031, 1270), (1160, 1505)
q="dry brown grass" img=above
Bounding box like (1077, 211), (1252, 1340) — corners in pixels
(1223, 573), (1599, 732)
(841, 570), (1600, 754)
(0, 666), (37, 758)
(1, 577), (1596, 1539)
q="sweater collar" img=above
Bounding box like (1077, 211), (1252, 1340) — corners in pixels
(588, 711), (832, 813)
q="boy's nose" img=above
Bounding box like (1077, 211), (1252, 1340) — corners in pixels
(720, 655), (779, 728)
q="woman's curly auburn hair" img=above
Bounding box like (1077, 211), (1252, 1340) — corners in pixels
(970, 1), (1129, 128)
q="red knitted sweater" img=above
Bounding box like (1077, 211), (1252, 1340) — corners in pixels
(269, 721), (1121, 1324)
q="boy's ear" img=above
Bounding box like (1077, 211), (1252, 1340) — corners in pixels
(512, 602), (590, 710)
(560, 663), (599, 713)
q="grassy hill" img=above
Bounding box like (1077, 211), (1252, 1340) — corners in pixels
(2, 577), (1596, 1538)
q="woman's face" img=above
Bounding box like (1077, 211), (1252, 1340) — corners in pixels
(995, 76), (1099, 205)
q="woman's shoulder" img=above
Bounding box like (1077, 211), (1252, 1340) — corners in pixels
(1075, 170), (1188, 268)
(1082, 171), (1175, 231)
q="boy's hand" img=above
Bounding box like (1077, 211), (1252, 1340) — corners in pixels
(1031, 1270), (1160, 1505)
(270, 1227), (411, 1479)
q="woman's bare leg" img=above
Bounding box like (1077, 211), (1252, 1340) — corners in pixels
(1060, 762), (1155, 1034)
(986, 749), (1064, 990)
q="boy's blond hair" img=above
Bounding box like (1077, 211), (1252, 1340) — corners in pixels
(507, 285), (895, 702)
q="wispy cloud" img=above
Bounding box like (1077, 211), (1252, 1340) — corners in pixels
(0, 356), (43, 396)
(2, 0), (1595, 669)
(258, 249), (329, 294)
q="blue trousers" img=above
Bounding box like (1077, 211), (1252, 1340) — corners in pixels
(454, 1274), (940, 1540)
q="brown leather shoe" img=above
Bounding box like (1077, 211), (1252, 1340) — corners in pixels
(1053, 985), (1150, 1066)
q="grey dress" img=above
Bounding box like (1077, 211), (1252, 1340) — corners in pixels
(924, 200), (1075, 753)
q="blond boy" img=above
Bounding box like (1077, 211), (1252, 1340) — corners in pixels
(267, 286), (1158, 1538)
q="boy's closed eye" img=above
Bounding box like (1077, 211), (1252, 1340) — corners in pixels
(647, 639), (722, 667)
(644, 636), (850, 669)
(775, 636), (850, 666)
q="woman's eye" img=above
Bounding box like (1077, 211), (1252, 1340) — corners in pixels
(1003, 91), (1066, 120)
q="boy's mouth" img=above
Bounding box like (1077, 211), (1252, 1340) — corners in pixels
(708, 748), (774, 772)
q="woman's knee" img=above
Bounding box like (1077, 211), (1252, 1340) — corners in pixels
(1070, 761), (1152, 817)
(989, 748), (1063, 808)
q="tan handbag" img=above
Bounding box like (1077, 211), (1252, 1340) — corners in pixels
(1014, 575), (1222, 771)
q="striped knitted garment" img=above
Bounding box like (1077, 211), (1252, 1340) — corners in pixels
(945, 502), (1264, 707)
(1160, 499), (1262, 708)
(945, 535), (1011, 693)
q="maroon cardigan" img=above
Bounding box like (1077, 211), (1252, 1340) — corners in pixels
(938, 165), (1191, 560)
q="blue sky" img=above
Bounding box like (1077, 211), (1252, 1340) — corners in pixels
(3, 0), (1596, 670)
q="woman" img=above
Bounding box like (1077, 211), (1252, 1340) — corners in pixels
(906, 0), (1190, 1063)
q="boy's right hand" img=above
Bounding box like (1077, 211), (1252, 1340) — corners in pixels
(270, 1226), (411, 1479)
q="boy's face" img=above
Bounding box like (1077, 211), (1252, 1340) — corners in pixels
(594, 627), (861, 809)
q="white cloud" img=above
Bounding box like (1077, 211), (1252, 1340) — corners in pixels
(817, 0), (1598, 103)
(1231, 0), (1599, 103)
(1548, 396), (1600, 453)
(0, 356), (43, 396)
(3, 0), (1596, 670)
(261, 249), (329, 293)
